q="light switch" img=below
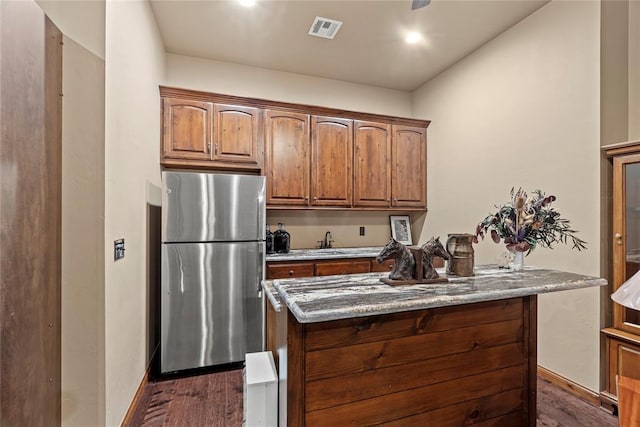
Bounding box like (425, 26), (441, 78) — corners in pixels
(114, 239), (125, 260)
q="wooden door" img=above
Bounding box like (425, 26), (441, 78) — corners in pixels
(1, 2), (62, 423)
(391, 125), (426, 208)
(353, 120), (391, 208)
(213, 104), (261, 167)
(264, 110), (310, 206)
(162, 98), (212, 161)
(311, 116), (353, 207)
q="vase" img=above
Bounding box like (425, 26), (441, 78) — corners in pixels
(509, 251), (525, 271)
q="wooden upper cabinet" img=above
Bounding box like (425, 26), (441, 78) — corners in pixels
(265, 109), (310, 206)
(392, 125), (426, 208)
(311, 116), (353, 207)
(213, 104), (261, 166)
(162, 98), (212, 161)
(354, 121), (391, 208)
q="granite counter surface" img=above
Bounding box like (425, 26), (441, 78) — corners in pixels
(264, 265), (607, 323)
(265, 246), (383, 262)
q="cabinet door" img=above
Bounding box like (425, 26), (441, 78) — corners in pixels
(314, 260), (370, 276)
(162, 98), (212, 161)
(311, 116), (353, 207)
(391, 125), (426, 208)
(354, 121), (391, 208)
(264, 110), (310, 206)
(213, 104), (261, 166)
(606, 337), (640, 397)
(613, 153), (640, 334)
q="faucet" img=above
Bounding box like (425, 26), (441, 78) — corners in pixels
(320, 231), (333, 249)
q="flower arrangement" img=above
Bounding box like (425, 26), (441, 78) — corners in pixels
(474, 188), (587, 254)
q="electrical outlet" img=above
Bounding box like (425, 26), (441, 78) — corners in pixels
(114, 239), (125, 260)
(359, 226), (365, 236)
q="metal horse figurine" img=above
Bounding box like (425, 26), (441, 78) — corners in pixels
(376, 238), (416, 280)
(421, 237), (450, 280)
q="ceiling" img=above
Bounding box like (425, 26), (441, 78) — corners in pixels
(150, 0), (549, 91)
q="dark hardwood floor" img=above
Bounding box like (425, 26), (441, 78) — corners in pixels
(126, 370), (617, 426)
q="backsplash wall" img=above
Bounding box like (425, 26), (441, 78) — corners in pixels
(266, 211), (427, 249)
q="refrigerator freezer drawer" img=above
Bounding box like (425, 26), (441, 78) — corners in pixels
(161, 242), (265, 373)
(162, 172), (266, 243)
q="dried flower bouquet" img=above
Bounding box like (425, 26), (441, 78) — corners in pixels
(474, 188), (587, 254)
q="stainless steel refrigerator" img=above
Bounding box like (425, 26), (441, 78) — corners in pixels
(160, 171), (265, 373)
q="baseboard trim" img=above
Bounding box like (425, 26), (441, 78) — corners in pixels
(121, 366), (150, 427)
(537, 365), (600, 407)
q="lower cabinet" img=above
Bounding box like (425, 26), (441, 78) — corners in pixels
(266, 262), (315, 279)
(315, 261), (370, 277)
(604, 329), (640, 404)
(266, 258), (379, 279)
(266, 256), (445, 279)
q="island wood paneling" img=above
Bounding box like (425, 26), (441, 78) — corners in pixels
(275, 297), (537, 426)
(0, 3), (62, 424)
(304, 298), (523, 351)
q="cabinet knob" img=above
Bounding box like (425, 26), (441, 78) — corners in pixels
(615, 233), (623, 246)
(388, 264), (393, 269)
(313, 197), (318, 201)
(289, 270), (294, 276)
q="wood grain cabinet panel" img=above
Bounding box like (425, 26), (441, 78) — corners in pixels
(353, 121), (391, 208)
(267, 297), (535, 426)
(213, 104), (261, 166)
(606, 336), (640, 396)
(370, 258), (395, 272)
(266, 262), (315, 279)
(162, 98), (212, 161)
(265, 109), (311, 206)
(392, 125), (426, 208)
(314, 260), (370, 276)
(310, 116), (353, 207)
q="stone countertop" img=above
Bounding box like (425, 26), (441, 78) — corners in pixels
(265, 246), (383, 262)
(263, 265), (607, 324)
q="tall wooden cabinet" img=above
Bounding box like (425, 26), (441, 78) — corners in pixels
(392, 125), (426, 208)
(354, 121), (391, 208)
(310, 116), (353, 207)
(264, 109), (310, 206)
(212, 104), (261, 166)
(602, 141), (640, 408)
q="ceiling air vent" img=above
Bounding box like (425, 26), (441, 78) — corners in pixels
(308, 16), (343, 40)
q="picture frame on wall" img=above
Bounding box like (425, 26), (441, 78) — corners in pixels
(389, 215), (412, 245)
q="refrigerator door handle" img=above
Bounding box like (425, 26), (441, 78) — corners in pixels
(257, 197), (265, 239)
(257, 243), (264, 295)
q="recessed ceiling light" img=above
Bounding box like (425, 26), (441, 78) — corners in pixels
(405, 32), (422, 44)
(238, 0), (256, 7)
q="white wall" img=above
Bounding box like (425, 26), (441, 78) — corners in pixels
(165, 53), (412, 118)
(412, 1), (601, 391)
(104, 1), (165, 424)
(61, 35), (106, 427)
(35, 0), (105, 59)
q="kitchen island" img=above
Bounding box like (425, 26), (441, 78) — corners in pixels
(263, 266), (606, 427)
